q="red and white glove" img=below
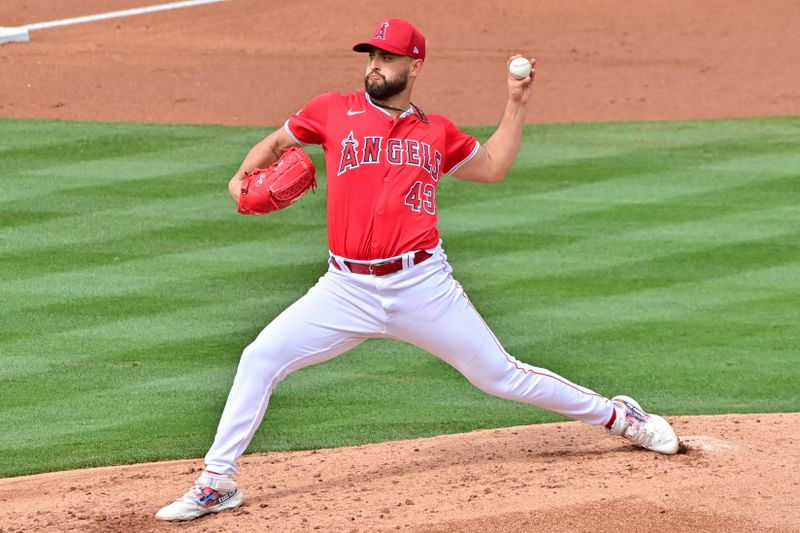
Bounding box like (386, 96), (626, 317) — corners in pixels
(237, 147), (317, 215)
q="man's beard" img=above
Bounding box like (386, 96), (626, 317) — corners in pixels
(364, 69), (409, 100)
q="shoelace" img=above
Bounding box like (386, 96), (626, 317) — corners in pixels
(624, 422), (655, 448)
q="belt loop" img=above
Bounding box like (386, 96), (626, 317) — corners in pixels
(329, 254), (350, 273)
(402, 251), (413, 270)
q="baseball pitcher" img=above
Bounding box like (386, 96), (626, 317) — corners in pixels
(156, 18), (679, 522)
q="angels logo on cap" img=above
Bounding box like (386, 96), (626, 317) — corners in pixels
(353, 18), (426, 60)
(373, 21), (389, 41)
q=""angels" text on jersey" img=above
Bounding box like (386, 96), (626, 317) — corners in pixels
(337, 132), (443, 181)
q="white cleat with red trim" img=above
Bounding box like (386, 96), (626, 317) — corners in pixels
(156, 471), (243, 521)
(607, 395), (679, 455)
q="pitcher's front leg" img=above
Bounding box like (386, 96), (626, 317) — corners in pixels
(204, 273), (379, 475)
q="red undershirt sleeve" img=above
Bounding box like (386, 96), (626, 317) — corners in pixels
(441, 118), (480, 175)
(284, 93), (332, 146)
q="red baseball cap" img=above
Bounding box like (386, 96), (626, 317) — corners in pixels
(353, 18), (426, 60)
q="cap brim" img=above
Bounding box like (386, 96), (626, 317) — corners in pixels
(352, 41), (408, 56)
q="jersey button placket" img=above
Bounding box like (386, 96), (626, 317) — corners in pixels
(374, 174), (390, 253)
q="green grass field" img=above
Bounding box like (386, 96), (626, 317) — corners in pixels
(1, 116), (798, 478)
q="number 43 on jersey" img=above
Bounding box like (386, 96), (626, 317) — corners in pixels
(404, 180), (436, 214)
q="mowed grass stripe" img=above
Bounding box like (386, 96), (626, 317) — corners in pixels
(0, 262), (322, 362)
(453, 117), (800, 204)
(469, 230), (800, 319)
(506, 261), (800, 328)
(0, 366), (234, 474)
(0, 249), (327, 369)
(1, 235), (327, 325)
(451, 205), (799, 295)
(1, 215), (311, 279)
(0, 118), (264, 174)
(441, 154), (800, 234)
(1, 116), (799, 477)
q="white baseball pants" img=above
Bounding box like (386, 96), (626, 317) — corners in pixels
(205, 244), (614, 475)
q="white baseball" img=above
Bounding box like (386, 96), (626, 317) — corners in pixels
(509, 57), (532, 79)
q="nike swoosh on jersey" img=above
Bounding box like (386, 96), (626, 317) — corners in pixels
(347, 109), (366, 116)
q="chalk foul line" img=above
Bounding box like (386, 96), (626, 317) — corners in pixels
(21, 0), (228, 32)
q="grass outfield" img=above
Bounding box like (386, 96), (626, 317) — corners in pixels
(1, 116), (798, 477)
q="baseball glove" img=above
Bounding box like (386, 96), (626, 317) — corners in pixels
(237, 147), (317, 215)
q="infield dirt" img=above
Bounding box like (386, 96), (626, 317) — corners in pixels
(1, 1), (798, 531)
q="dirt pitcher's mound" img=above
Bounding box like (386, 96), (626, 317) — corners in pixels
(0, 413), (797, 532)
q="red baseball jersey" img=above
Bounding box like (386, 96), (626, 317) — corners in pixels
(285, 91), (479, 261)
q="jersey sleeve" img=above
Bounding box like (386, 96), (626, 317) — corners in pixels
(441, 118), (480, 175)
(284, 93), (333, 146)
